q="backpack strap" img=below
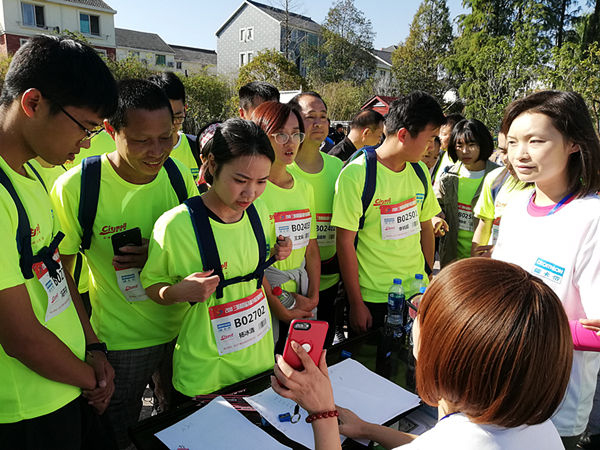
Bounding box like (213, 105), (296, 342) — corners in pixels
(25, 162), (48, 193)
(409, 162), (429, 200)
(185, 133), (202, 169)
(78, 155), (102, 253)
(0, 166), (35, 279)
(353, 146), (378, 248)
(163, 157), (188, 204)
(491, 169), (510, 203)
(185, 196), (275, 300)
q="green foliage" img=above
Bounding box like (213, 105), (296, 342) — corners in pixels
(318, 80), (372, 121)
(303, 0), (376, 85)
(391, 0), (453, 102)
(180, 70), (235, 134)
(236, 49), (306, 91)
(105, 56), (155, 80)
(0, 54), (13, 91)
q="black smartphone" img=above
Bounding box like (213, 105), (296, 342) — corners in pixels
(111, 227), (142, 256)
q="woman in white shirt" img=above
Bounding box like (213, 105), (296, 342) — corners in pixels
(272, 257), (572, 449)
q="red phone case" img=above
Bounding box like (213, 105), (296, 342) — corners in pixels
(282, 320), (329, 370)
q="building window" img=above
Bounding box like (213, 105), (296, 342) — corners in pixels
(247, 51), (253, 62)
(156, 54), (166, 66)
(240, 52), (246, 67)
(246, 27), (254, 41)
(239, 28), (246, 42)
(176, 61), (182, 70)
(19, 38), (30, 47)
(21, 3), (44, 28)
(80, 13), (100, 36)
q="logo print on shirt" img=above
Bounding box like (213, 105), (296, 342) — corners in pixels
(99, 223), (127, 236)
(30, 224), (40, 237)
(373, 198), (391, 207)
(533, 258), (565, 284)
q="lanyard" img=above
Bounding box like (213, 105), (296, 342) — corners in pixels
(530, 191), (574, 216)
(440, 411), (460, 421)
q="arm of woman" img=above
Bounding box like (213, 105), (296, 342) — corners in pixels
(471, 218), (494, 257)
(262, 277), (312, 323)
(302, 238), (321, 309)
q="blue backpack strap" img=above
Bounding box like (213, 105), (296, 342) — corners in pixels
(185, 133), (202, 169)
(25, 162), (48, 193)
(409, 162), (428, 200)
(491, 170), (510, 203)
(163, 157), (188, 204)
(352, 146), (378, 249)
(0, 166), (35, 279)
(78, 155), (102, 253)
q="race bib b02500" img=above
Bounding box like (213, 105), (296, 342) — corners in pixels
(209, 289), (270, 356)
(380, 198), (420, 241)
(274, 209), (311, 250)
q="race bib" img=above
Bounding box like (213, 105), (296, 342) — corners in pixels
(491, 216), (501, 245)
(115, 267), (149, 302)
(274, 209), (311, 250)
(457, 202), (474, 232)
(32, 249), (72, 322)
(380, 197), (420, 241)
(209, 289), (270, 356)
(316, 213), (336, 247)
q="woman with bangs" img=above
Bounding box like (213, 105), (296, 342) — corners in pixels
(435, 119), (499, 266)
(251, 101), (320, 353)
(271, 258), (571, 449)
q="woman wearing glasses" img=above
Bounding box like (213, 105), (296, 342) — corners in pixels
(251, 101), (320, 353)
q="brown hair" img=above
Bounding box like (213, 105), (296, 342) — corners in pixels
(251, 101), (305, 137)
(416, 258), (572, 427)
(501, 90), (600, 198)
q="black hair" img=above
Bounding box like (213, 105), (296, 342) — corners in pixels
(107, 79), (173, 131)
(385, 91), (445, 136)
(201, 118), (275, 184)
(448, 119), (494, 163)
(288, 91), (328, 112)
(238, 81), (280, 111)
(501, 90), (600, 198)
(434, 136), (441, 145)
(444, 113), (465, 130)
(147, 71), (185, 104)
(0, 34), (117, 118)
(350, 109), (384, 130)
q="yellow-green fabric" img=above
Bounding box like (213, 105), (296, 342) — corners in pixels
(141, 198), (275, 396)
(456, 171), (484, 260)
(288, 153), (343, 290)
(331, 156), (440, 302)
(171, 132), (199, 182)
(63, 130), (115, 171)
(0, 156), (84, 423)
(50, 155), (197, 350)
(259, 174), (317, 293)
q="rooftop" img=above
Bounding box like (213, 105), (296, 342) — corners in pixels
(170, 45), (217, 66)
(115, 28), (174, 54)
(54, 0), (115, 12)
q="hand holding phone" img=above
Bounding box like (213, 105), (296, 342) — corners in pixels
(282, 320), (328, 370)
(111, 227), (142, 255)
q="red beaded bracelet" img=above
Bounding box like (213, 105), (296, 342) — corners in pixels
(305, 409), (339, 423)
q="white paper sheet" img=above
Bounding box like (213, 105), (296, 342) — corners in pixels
(155, 396), (291, 450)
(246, 358), (421, 449)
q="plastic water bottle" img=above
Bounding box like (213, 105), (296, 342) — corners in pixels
(386, 278), (405, 340)
(411, 274), (425, 297)
(272, 286), (295, 309)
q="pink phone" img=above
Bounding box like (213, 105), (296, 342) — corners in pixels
(282, 320), (329, 370)
(570, 320), (600, 352)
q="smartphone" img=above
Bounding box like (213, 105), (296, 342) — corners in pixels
(111, 227), (142, 256)
(282, 320), (329, 370)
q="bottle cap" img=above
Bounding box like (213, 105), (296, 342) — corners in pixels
(272, 286), (283, 296)
(419, 287), (426, 294)
(393, 278), (402, 285)
(415, 274), (424, 280)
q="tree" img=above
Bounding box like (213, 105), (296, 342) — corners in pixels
(105, 56), (154, 80)
(391, 0), (453, 102)
(319, 80), (372, 121)
(303, 0), (376, 85)
(237, 49), (306, 91)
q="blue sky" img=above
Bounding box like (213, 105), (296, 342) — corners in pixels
(110, 0), (468, 51)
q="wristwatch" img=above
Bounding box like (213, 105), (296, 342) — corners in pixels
(86, 342), (108, 356)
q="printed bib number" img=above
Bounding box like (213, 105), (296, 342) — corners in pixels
(115, 267), (149, 302)
(316, 213), (336, 247)
(32, 249), (72, 322)
(457, 203), (474, 232)
(380, 198), (420, 241)
(491, 216), (501, 245)
(209, 289), (270, 356)
(274, 209), (311, 250)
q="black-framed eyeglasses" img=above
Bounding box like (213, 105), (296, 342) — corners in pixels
(271, 132), (305, 145)
(57, 105), (104, 142)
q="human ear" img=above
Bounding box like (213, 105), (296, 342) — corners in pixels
(104, 120), (116, 140)
(20, 88), (43, 118)
(396, 128), (409, 144)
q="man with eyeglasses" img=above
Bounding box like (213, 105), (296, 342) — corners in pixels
(51, 79), (198, 449)
(287, 92), (344, 346)
(0, 35), (119, 449)
(149, 72), (201, 183)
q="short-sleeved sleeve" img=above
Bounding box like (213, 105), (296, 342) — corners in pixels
(0, 191), (25, 290)
(474, 170), (497, 220)
(50, 171), (83, 256)
(330, 162), (365, 232)
(416, 161), (441, 222)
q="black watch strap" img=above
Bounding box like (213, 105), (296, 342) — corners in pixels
(86, 342), (108, 356)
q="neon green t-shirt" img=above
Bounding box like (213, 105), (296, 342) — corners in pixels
(259, 174), (317, 294)
(141, 199), (275, 396)
(456, 165), (486, 260)
(331, 156), (440, 303)
(288, 153), (343, 290)
(0, 156), (84, 423)
(50, 154), (197, 350)
(63, 130), (115, 171)
(474, 166), (531, 245)
(171, 132), (200, 182)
